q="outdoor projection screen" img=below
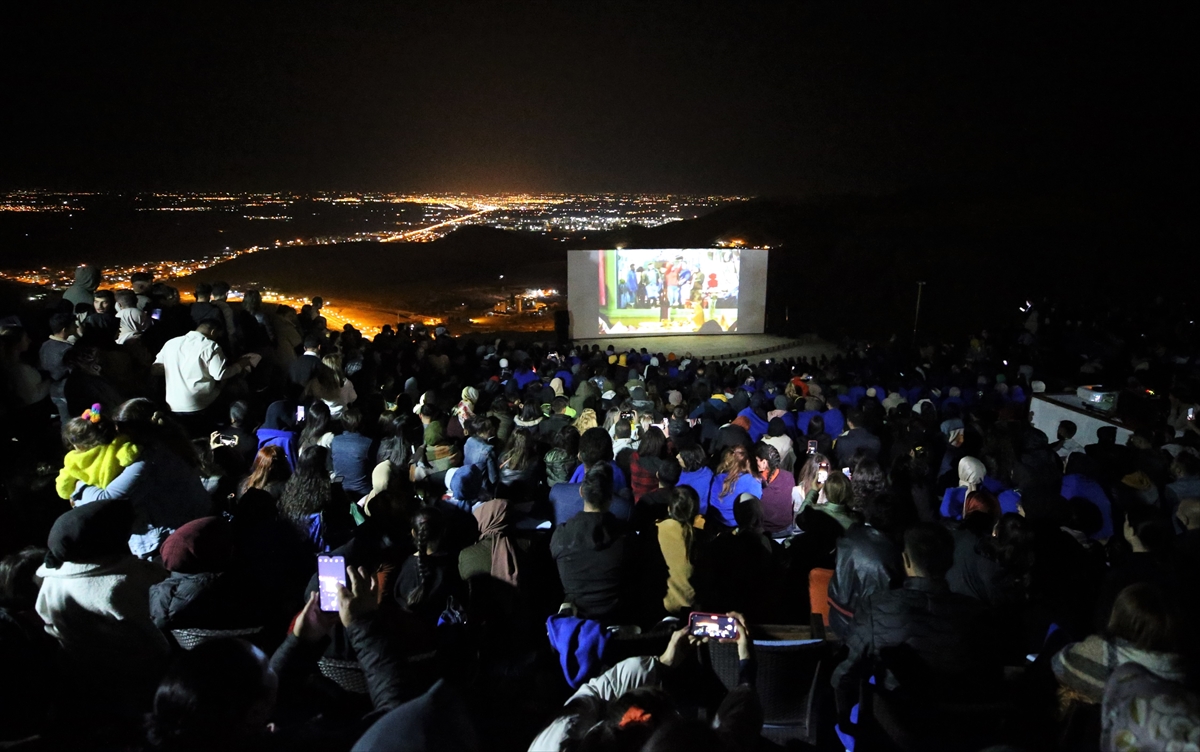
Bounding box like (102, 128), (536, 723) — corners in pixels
(567, 248), (768, 338)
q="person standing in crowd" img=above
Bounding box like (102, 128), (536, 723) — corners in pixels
(130, 271), (154, 310)
(40, 312), (76, 422)
(62, 264), (102, 315)
(154, 321), (260, 435)
(83, 289), (119, 341)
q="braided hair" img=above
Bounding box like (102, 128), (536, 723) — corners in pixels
(404, 506), (446, 609)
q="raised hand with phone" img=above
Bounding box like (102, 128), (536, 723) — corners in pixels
(684, 611), (751, 660)
(336, 565), (380, 627)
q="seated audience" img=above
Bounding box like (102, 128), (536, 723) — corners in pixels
(831, 522), (992, 723)
(550, 463), (632, 622)
(6, 282), (1200, 750)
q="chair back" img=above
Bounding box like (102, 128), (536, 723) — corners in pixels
(171, 626), (263, 651)
(706, 625), (830, 744)
(317, 657), (369, 694)
(809, 568), (833, 627)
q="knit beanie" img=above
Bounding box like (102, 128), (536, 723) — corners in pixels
(160, 516), (235, 574)
(46, 498), (134, 568)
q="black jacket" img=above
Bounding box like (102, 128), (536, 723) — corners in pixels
(945, 528), (1020, 609)
(827, 524), (903, 638)
(550, 511), (631, 622)
(834, 427), (882, 467)
(149, 571), (261, 630)
(538, 412), (573, 441)
(266, 611), (441, 750)
(693, 529), (778, 623)
(332, 432), (377, 496)
(288, 352), (322, 387)
(831, 577), (988, 712)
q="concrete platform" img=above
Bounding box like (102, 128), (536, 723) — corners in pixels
(573, 333), (838, 362)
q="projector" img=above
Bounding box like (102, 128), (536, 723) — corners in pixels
(1077, 385), (1119, 414)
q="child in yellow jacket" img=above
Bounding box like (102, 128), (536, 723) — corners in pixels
(55, 404), (140, 500)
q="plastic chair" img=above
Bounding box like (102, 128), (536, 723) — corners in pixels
(171, 626), (263, 651)
(318, 657), (369, 694)
(809, 567), (834, 628)
(706, 625), (831, 746)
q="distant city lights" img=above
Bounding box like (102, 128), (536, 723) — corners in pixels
(0, 189), (748, 338)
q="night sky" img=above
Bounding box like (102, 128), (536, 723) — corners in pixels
(1, 2), (1189, 195)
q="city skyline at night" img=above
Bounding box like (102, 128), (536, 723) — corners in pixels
(0, 189), (750, 337)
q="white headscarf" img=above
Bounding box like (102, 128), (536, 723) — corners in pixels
(453, 386), (479, 421)
(116, 307), (150, 344)
(957, 456), (987, 492)
(413, 389), (436, 415)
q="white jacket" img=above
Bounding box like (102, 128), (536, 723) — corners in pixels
(35, 557), (170, 670)
(527, 657), (660, 752)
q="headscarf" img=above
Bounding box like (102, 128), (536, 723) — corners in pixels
(116, 307), (151, 344)
(549, 378), (565, 398)
(160, 516), (235, 574)
(413, 390), (436, 415)
(453, 386), (478, 421)
(732, 415), (752, 432)
(957, 456), (987, 492)
(882, 392), (907, 412)
(472, 500), (518, 586)
(45, 497), (134, 568)
(768, 395), (789, 422)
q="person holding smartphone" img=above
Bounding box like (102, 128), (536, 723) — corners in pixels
(795, 464), (858, 532)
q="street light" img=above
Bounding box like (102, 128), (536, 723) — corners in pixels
(913, 281), (927, 343)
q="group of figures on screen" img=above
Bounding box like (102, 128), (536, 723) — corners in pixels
(592, 247), (739, 335)
(616, 248), (739, 311)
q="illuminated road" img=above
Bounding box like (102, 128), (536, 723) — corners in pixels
(380, 207), (498, 242)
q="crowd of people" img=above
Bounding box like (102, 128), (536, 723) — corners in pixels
(0, 264), (1198, 751)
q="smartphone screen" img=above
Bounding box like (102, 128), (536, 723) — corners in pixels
(1189, 407), (1195, 421)
(150, 309), (162, 320)
(296, 405), (306, 422)
(317, 555), (346, 612)
(807, 440), (818, 454)
(842, 467), (852, 479)
(688, 612), (739, 640)
(816, 469), (829, 483)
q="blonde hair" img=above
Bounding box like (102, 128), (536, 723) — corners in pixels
(321, 354), (345, 381)
(573, 408), (599, 433)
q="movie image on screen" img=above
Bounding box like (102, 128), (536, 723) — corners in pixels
(599, 248), (740, 335)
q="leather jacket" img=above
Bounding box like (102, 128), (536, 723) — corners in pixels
(827, 523), (903, 638)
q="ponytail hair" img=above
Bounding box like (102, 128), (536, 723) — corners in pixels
(112, 397), (200, 467)
(62, 406), (116, 451)
(668, 486), (698, 557)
